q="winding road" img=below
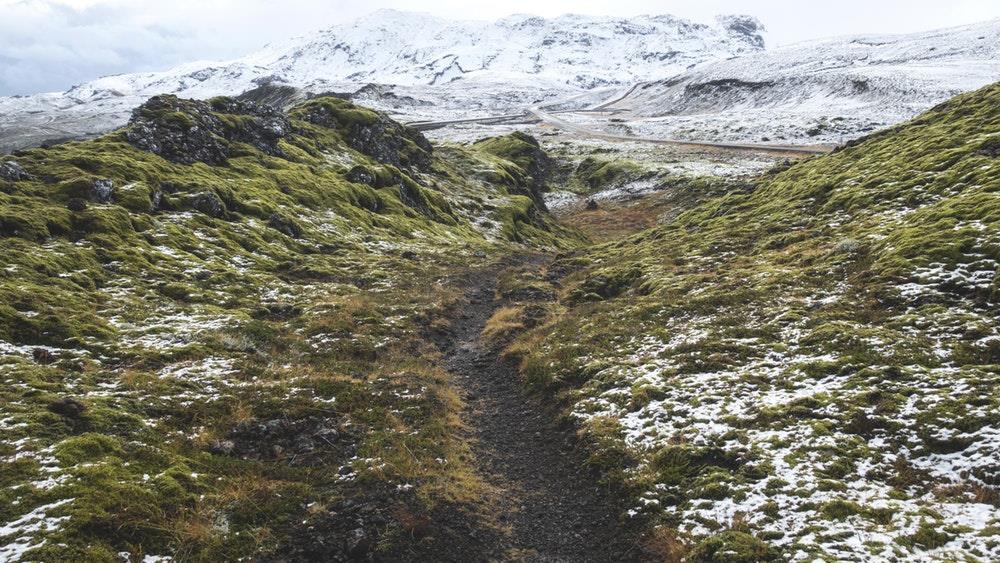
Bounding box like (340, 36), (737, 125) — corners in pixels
(405, 85), (834, 156)
(527, 107), (834, 156)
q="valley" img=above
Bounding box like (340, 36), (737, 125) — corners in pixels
(0, 7), (998, 563)
(1, 79), (997, 561)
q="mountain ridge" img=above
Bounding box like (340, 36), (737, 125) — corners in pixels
(0, 9), (764, 153)
(600, 18), (1000, 144)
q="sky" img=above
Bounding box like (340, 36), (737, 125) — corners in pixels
(1, 0), (997, 96)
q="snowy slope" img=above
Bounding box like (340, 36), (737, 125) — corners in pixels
(602, 19), (1000, 144)
(0, 9), (765, 152)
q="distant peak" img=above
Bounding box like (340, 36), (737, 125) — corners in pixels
(715, 14), (767, 48)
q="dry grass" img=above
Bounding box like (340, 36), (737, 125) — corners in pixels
(560, 201), (665, 243)
(644, 526), (689, 562)
(481, 306), (526, 341)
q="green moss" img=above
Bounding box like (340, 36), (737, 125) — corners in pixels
(54, 433), (125, 466)
(504, 82), (1000, 559)
(688, 531), (780, 562)
(573, 156), (645, 191)
(820, 499), (863, 520)
(0, 94), (580, 559)
(898, 522), (954, 550)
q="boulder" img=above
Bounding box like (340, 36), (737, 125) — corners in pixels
(125, 96), (230, 165)
(67, 198), (88, 212)
(47, 397), (87, 418)
(209, 97), (291, 156)
(191, 192), (227, 218)
(124, 94), (290, 165)
(90, 179), (114, 203)
(33, 348), (55, 364)
(346, 165), (377, 186)
(298, 98), (433, 171)
(474, 131), (551, 209)
(0, 160), (31, 182)
(268, 213), (303, 238)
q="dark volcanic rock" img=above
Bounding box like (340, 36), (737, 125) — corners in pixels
(32, 348), (55, 364)
(124, 94), (290, 165)
(268, 213), (303, 238)
(298, 98), (433, 171)
(48, 397), (87, 418)
(207, 439), (235, 455)
(351, 121), (430, 169)
(208, 97), (291, 156)
(90, 179), (114, 203)
(67, 198), (88, 212)
(125, 95), (230, 165)
(475, 131), (552, 210)
(0, 160), (31, 182)
(191, 192), (227, 218)
(220, 417), (346, 462)
(976, 138), (1000, 158)
(345, 165), (376, 186)
(150, 188), (165, 212)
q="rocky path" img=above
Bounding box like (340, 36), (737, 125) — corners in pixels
(437, 255), (649, 562)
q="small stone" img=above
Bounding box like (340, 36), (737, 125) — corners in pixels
(346, 165), (376, 186)
(0, 160), (31, 182)
(150, 189), (164, 212)
(268, 213), (303, 238)
(345, 528), (372, 557)
(191, 192), (226, 218)
(585, 198), (599, 210)
(90, 179), (114, 203)
(48, 397), (86, 418)
(315, 428), (340, 442)
(208, 439), (235, 455)
(32, 348), (55, 364)
(67, 198), (88, 212)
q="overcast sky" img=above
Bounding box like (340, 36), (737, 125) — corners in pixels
(1, 0), (997, 96)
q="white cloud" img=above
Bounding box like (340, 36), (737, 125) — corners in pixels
(0, 0), (997, 96)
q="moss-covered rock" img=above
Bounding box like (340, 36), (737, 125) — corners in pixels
(688, 531), (780, 562)
(473, 131), (552, 207)
(292, 96), (433, 171)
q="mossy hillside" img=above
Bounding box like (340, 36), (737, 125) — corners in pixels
(570, 156), (646, 193)
(506, 83), (1000, 559)
(289, 96), (433, 172)
(472, 131), (553, 205)
(540, 142), (654, 196)
(0, 96), (578, 560)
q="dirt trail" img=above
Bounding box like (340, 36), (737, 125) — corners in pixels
(437, 255), (649, 562)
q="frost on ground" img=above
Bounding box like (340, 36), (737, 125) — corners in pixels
(0, 97), (575, 559)
(572, 303), (998, 560)
(601, 19), (1000, 145)
(513, 83), (1000, 560)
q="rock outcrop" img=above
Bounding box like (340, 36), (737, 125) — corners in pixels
(0, 160), (31, 182)
(124, 95), (290, 165)
(295, 97), (433, 171)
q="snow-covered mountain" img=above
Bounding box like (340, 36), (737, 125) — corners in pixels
(599, 18), (1000, 144)
(0, 9), (765, 152)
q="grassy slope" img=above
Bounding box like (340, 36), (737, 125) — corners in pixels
(0, 97), (577, 560)
(508, 84), (1000, 560)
